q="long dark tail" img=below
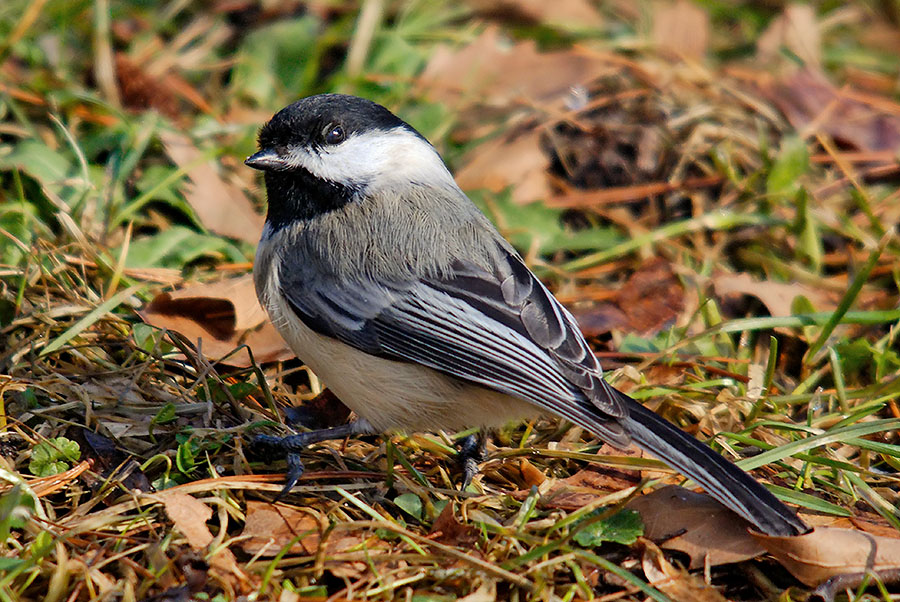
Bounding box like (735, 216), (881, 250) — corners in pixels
(574, 386), (809, 536)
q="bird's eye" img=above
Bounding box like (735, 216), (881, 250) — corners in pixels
(324, 125), (345, 145)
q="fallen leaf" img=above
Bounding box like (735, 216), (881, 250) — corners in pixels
(615, 258), (684, 334)
(752, 526), (900, 587)
(640, 538), (729, 602)
(430, 502), (479, 546)
(763, 67), (900, 152)
(627, 485), (766, 568)
(466, 0), (603, 30)
(756, 4), (821, 70)
(238, 502), (389, 579)
(572, 258), (683, 336)
(418, 26), (618, 108)
(456, 580), (497, 602)
(713, 273), (837, 317)
(283, 388), (353, 430)
(455, 126), (552, 204)
(140, 275), (294, 367)
(651, 0), (709, 60)
(80, 429), (152, 496)
(160, 491), (243, 578)
(238, 501), (321, 556)
(161, 491), (214, 548)
(116, 53), (180, 119)
(518, 458), (546, 488)
(160, 130), (265, 244)
(512, 464), (641, 510)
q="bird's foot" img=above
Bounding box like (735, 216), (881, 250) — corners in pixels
(251, 420), (371, 500)
(457, 431), (488, 491)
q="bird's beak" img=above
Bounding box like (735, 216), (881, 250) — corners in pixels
(245, 149), (289, 171)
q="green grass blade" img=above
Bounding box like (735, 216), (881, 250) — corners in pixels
(40, 284), (144, 357)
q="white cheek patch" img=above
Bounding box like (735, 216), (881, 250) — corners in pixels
(284, 128), (457, 190)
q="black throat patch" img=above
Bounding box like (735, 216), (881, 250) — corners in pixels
(263, 166), (361, 229)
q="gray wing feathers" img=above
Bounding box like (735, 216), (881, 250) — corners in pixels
(278, 245), (629, 432)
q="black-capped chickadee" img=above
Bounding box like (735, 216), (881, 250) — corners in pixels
(246, 94), (808, 537)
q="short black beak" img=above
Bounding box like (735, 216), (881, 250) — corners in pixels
(245, 149), (289, 171)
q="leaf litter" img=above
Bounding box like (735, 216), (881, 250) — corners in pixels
(2, 1), (900, 600)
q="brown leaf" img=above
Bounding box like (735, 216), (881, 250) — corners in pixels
(713, 273), (837, 317)
(756, 4), (821, 70)
(161, 491), (214, 548)
(238, 501), (321, 556)
(116, 54), (180, 119)
(238, 502), (389, 579)
(430, 502), (479, 546)
(752, 526), (900, 587)
(418, 26), (618, 108)
(540, 465), (641, 510)
(640, 539), (730, 602)
(160, 130), (265, 244)
(615, 258), (684, 334)
(160, 491), (243, 578)
(573, 258), (684, 336)
(627, 485), (766, 569)
(764, 67), (900, 152)
(518, 458), (547, 488)
(455, 127), (552, 204)
(466, 0), (604, 30)
(651, 0), (709, 60)
(568, 303), (629, 339)
(140, 275), (294, 367)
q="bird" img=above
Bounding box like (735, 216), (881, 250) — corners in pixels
(245, 93), (808, 537)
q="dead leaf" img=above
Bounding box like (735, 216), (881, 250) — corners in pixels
(160, 130), (265, 244)
(455, 126), (552, 204)
(572, 258), (683, 336)
(140, 275), (294, 367)
(763, 67), (900, 152)
(238, 502), (389, 579)
(539, 465), (641, 510)
(640, 538), (729, 602)
(627, 485), (766, 569)
(615, 258), (684, 334)
(419, 26), (618, 108)
(430, 502), (480, 546)
(651, 0), (709, 60)
(798, 512), (900, 539)
(238, 501), (321, 556)
(160, 491), (243, 578)
(457, 580), (497, 602)
(713, 273), (837, 317)
(757, 4), (821, 70)
(466, 0), (603, 30)
(116, 53), (180, 119)
(752, 526), (900, 587)
(161, 491), (214, 548)
(518, 458), (546, 488)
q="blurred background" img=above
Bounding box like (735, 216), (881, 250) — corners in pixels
(1, 1), (900, 600)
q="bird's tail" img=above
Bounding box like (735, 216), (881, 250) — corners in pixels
(578, 385), (809, 537)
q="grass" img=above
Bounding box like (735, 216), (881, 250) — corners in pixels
(2, 0), (900, 600)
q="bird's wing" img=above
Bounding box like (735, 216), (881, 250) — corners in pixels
(278, 244), (631, 443)
(278, 242), (811, 537)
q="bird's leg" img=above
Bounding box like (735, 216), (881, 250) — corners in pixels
(252, 419), (373, 499)
(457, 430), (488, 491)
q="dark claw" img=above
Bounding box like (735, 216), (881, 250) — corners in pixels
(277, 452), (305, 501)
(252, 434), (311, 499)
(249, 421), (371, 498)
(457, 432), (488, 491)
